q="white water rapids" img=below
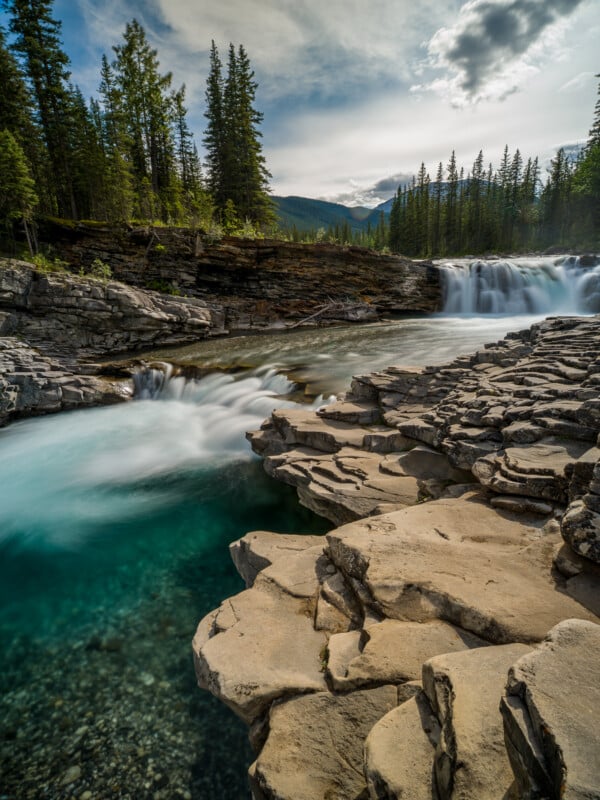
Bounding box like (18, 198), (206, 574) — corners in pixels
(439, 255), (600, 315)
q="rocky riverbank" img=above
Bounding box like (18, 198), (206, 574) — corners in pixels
(39, 220), (443, 328)
(0, 238), (443, 426)
(194, 315), (600, 799)
(0, 258), (226, 425)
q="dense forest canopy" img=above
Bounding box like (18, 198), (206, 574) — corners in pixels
(0, 0), (272, 239)
(0, 0), (597, 254)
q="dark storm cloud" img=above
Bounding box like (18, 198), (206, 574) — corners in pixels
(429, 0), (585, 97)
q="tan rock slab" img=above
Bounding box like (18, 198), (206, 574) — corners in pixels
(326, 496), (599, 643)
(328, 619), (486, 691)
(364, 690), (440, 800)
(229, 530), (326, 587)
(423, 643), (531, 800)
(250, 686), (398, 800)
(504, 619), (600, 800)
(192, 581), (327, 724)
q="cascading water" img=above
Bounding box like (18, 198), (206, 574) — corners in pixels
(439, 255), (600, 315)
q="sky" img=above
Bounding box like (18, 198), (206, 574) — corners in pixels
(3, 0), (599, 206)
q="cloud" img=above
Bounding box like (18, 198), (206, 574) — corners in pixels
(320, 172), (415, 208)
(559, 71), (596, 92)
(415, 0), (586, 105)
(76, 0), (459, 104)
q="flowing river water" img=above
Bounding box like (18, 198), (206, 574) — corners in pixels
(0, 255), (597, 799)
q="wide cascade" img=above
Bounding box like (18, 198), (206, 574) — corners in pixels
(439, 255), (600, 315)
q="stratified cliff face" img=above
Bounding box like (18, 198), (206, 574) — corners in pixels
(0, 259), (220, 425)
(40, 221), (443, 329)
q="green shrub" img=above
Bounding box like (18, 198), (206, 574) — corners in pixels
(30, 253), (68, 273)
(146, 279), (181, 296)
(88, 258), (112, 281)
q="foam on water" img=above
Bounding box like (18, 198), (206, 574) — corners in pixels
(0, 367), (329, 550)
(439, 255), (600, 315)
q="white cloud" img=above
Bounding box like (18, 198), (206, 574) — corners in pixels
(414, 0), (587, 105)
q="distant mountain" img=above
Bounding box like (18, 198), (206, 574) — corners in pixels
(375, 197), (395, 214)
(273, 195), (387, 233)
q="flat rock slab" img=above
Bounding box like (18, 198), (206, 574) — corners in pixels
(229, 531), (327, 587)
(364, 690), (440, 800)
(423, 643), (531, 800)
(327, 619), (486, 691)
(250, 686), (398, 800)
(503, 619), (600, 800)
(192, 581), (327, 724)
(326, 496), (599, 643)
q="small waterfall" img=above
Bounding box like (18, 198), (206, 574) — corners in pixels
(439, 256), (600, 315)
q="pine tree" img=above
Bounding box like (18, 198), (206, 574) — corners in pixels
(204, 42), (273, 227)
(445, 151), (459, 253)
(97, 54), (134, 220)
(112, 19), (181, 221)
(203, 40), (226, 210)
(7, 0), (78, 217)
(0, 128), (38, 251)
(0, 25), (45, 206)
(572, 74), (600, 243)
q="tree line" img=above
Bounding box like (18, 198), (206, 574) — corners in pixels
(295, 76), (599, 255)
(0, 0), (273, 248)
(386, 78), (599, 257)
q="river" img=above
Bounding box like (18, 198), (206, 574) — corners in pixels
(0, 255), (596, 799)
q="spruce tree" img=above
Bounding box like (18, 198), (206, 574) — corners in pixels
(204, 42), (273, 227)
(203, 41), (226, 210)
(0, 128), (38, 251)
(7, 0), (77, 217)
(112, 19), (181, 221)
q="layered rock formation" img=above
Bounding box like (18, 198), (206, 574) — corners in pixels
(0, 259), (221, 424)
(195, 315), (600, 799)
(0, 259), (220, 358)
(39, 221), (443, 328)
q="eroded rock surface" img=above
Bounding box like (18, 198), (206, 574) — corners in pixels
(249, 316), (600, 565)
(502, 619), (600, 800)
(0, 337), (129, 425)
(197, 316), (600, 799)
(0, 260), (219, 358)
(0, 259), (224, 424)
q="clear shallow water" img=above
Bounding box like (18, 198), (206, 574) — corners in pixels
(0, 372), (329, 800)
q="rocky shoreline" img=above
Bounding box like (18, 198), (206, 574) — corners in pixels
(0, 248), (442, 426)
(194, 315), (600, 799)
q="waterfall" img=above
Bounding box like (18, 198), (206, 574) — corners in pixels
(439, 256), (600, 315)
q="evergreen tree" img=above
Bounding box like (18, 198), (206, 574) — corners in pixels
(0, 25), (45, 204)
(203, 40), (226, 210)
(112, 19), (181, 221)
(0, 128), (38, 251)
(572, 74), (600, 243)
(7, 0), (78, 217)
(204, 41), (273, 227)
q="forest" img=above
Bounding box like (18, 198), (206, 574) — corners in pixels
(0, 0), (272, 248)
(0, 0), (598, 257)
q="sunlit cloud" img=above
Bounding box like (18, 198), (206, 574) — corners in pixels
(414, 0), (586, 105)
